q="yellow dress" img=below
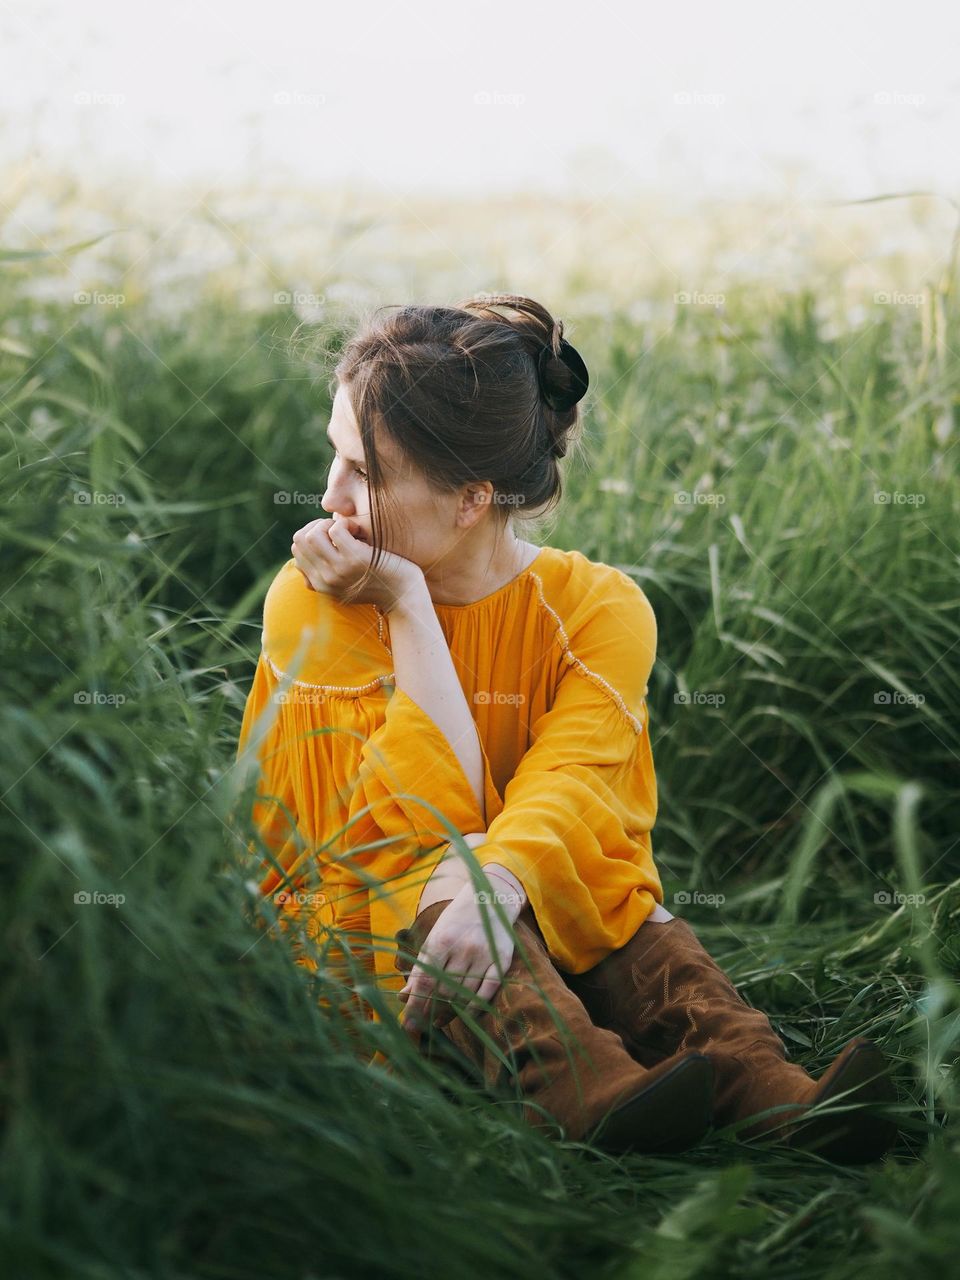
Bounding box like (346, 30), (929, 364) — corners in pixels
(234, 544), (664, 1042)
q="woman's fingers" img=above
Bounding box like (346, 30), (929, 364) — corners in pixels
(294, 518), (326, 537)
(293, 520), (334, 558)
(291, 519), (344, 589)
(401, 952), (487, 1035)
(473, 963), (505, 1009)
(401, 949), (448, 1033)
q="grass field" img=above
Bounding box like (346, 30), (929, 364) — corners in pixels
(1, 176), (958, 1278)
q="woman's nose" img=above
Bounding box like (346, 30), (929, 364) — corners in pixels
(321, 479), (352, 515)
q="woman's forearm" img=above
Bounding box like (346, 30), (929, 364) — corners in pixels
(386, 580), (486, 822)
(418, 833), (528, 919)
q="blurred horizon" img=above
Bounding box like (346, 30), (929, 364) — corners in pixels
(3, 0), (959, 203)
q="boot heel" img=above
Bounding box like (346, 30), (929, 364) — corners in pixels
(588, 1052), (714, 1155)
(781, 1037), (899, 1163)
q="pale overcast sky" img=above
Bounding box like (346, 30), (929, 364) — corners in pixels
(2, 0), (958, 200)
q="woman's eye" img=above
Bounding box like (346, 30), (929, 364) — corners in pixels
(330, 453), (367, 483)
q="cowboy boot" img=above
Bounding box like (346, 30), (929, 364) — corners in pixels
(563, 914), (898, 1164)
(394, 898), (715, 1155)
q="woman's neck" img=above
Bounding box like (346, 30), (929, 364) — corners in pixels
(423, 534), (536, 607)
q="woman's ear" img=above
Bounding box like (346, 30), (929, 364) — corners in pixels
(458, 483), (494, 529)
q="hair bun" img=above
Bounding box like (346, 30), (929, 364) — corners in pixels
(536, 337), (589, 413)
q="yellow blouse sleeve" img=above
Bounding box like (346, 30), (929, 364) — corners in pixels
(234, 649), (335, 977)
(235, 562), (505, 1055)
(233, 649), (390, 1003)
(330, 682), (501, 973)
(235, 649), (307, 891)
(475, 577), (664, 974)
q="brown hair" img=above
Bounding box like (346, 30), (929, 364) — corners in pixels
(319, 292), (588, 605)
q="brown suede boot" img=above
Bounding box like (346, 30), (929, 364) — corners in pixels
(394, 899), (715, 1155)
(563, 914), (898, 1164)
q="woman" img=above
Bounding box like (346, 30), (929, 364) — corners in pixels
(235, 294), (897, 1162)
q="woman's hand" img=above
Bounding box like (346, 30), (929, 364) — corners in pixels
(397, 873), (525, 1040)
(415, 832), (489, 911)
(290, 515), (423, 613)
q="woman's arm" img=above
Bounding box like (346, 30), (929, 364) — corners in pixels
(418, 831), (528, 914)
(386, 580), (486, 823)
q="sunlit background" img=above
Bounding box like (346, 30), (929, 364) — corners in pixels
(2, 0), (959, 305)
(4, 0), (960, 197)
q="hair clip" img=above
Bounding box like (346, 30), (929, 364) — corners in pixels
(536, 337), (589, 412)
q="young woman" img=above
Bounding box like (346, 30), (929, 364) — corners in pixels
(235, 294), (897, 1162)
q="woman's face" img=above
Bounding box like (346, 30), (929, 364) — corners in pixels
(321, 382), (487, 567)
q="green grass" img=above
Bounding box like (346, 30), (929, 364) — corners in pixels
(0, 183), (958, 1279)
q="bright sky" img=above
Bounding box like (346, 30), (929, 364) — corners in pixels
(2, 0), (959, 200)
